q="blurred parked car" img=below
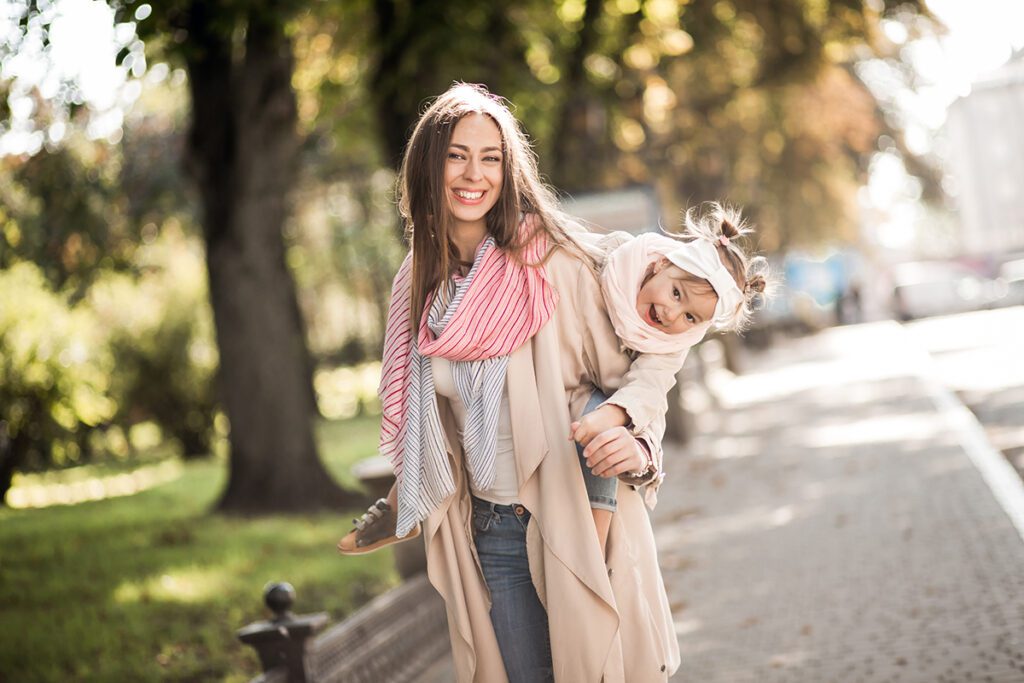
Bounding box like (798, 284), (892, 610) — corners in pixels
(996, 258), (1024, 307)
(890, 260), (1006, 320)
(743, 253), (846, 347)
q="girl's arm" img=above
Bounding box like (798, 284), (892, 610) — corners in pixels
(572, 350), (688, 446)
(571, 256), (676, 504)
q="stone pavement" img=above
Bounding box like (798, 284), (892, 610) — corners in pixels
(659, 320), (1024, 683)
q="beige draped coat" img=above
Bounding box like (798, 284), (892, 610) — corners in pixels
(420, 243), (682, 682)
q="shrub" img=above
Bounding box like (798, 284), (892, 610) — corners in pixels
(0, 262), (117, 498)
(89, 225), (220, 459)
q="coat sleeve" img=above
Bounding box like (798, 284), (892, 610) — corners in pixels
(569, 255), (671, 506)
(600, 350), (687, 435)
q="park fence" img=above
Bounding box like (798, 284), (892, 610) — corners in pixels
(239, 574), (449, 683)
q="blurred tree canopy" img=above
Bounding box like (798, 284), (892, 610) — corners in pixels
(1, 146), (128, 295)
(1, 0), (939, 507)
(286, 0), (937, 359)
(297, 0), (936, 250)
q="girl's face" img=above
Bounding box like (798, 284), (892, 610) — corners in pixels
(636, 259), (719, 334)
(444, 113), (504, 230)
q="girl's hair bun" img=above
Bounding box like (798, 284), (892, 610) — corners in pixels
(720, 215), (742, 240)
(745, 273), (767, 295)
(741, 255), (771, 313)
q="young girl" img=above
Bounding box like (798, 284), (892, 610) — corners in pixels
(571, 202), (769, 553)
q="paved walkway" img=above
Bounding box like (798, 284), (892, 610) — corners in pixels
(659, 321), (1024, 683)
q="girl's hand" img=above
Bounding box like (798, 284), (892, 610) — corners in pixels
(582, 426), (649, 478)
(569, 404), (629, 446)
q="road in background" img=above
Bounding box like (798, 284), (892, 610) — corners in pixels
(664, 317), (1024, 683)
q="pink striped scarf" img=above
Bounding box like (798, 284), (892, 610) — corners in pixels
(379, 228), (556, 536)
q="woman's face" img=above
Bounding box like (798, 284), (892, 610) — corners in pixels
(444, 113), (504, 230)
(636, 259), (718, 334)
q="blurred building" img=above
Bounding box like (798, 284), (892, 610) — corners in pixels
(560, 185), (661, 235)
(945, 52), (1024, 257)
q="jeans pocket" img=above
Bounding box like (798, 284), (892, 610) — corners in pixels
(472, 508), (493, 534)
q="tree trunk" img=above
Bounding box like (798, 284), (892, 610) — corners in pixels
(369, 1), (519, 172)
(664, 370), (692, 444)
(0, 429), (23, 506)
(178, 427), (210, 460)
(184, 3), (357, 513)
(551, 0), (603, 191)
(369, 0), (419, 170)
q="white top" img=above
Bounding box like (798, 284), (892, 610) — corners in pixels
(430, 356), (520, 505)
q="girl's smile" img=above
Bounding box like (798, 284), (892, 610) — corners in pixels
(645, 304), (664, 327)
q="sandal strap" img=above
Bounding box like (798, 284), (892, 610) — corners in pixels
(352, 499), (392, 532)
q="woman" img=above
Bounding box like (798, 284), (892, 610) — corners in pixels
(376, 83), (679, 682)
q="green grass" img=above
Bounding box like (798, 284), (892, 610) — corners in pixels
(0, 415), (398, 682)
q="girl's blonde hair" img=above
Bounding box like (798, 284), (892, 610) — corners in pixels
(668, 202), (770, 332)
(397, 83), (590, 330)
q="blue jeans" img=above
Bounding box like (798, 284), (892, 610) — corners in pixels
(471, 496), (554, 683)
(577, 389), (619, 512)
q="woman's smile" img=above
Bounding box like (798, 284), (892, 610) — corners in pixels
(451, 188), (487, 205)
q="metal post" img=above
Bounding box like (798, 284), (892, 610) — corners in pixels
(237, 582), (329, 683)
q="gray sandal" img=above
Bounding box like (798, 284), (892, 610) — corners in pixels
(336, 499), (421, 555)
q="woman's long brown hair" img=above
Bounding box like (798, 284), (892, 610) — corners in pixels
(396, 83), (591, 332)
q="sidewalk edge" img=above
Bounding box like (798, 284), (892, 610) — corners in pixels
(903, 325), (1024, 543)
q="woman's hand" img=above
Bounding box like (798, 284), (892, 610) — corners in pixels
(582, 426), (650, 478)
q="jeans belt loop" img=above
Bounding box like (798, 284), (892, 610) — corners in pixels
(480, 500), (499, 532)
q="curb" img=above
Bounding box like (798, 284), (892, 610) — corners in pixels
(899, 322), (1024, 543)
